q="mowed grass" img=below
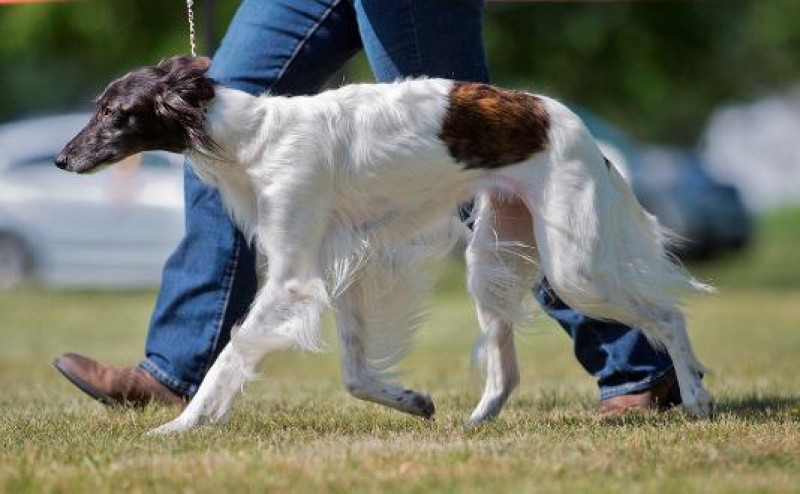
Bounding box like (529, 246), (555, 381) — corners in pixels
(2, 210), (800, 493)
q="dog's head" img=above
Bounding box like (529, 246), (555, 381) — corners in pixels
(55, 55), (216, 174)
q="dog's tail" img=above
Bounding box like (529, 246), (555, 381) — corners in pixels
(524, 97), (713, 336)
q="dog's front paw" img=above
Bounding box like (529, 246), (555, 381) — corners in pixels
(408, 393), (435, 419)
(147, 416), (199, 436)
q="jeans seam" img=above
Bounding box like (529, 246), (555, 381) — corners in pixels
(406, 0), (424, 76)
(272, 0), (344, 90)
(200, 232), (242, 380)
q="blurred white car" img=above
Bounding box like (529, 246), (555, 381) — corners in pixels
(0, 114), (185, 288)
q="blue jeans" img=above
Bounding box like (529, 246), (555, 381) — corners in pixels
(140, 0), (673, 400)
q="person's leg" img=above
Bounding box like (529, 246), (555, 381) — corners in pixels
(535, 280), (678, 405)
(55, 0), (363, 403)
(355, 0), (678, 409)
(354, 0), (489, 83)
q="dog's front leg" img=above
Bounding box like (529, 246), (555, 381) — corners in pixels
(149, 178), (333, 435)
(335, 280), (435, 419)
(152, 282), (318, 434)
(146, 288), (300, 435)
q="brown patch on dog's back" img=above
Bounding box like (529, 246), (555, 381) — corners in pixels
(440, 82), (551, 169)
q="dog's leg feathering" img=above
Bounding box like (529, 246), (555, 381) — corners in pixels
(336, 278), (435, 419)
(330, 221), (461, 419)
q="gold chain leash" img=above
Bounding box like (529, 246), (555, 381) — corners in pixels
(186, 0), (197, 56)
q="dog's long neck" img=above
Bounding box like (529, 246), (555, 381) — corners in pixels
(203, 87), (264, 161)
(188, 87), (265, 242)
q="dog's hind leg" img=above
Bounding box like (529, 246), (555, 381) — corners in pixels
(465, 194), (538, 427)
(334, 279), (435, 419)
(643, 309), (713, 417)
(519, 107), (713, 418)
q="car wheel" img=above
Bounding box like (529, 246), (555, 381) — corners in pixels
(0, 233), (31, 289)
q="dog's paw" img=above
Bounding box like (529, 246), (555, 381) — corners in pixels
(386, 388), (436, 419)
(464, 397), (504, 428)
(146, 417), (198, 436)
(409, 393), (435, 419)
(682, 388), (715, 419)
(463, 412), (498, 429)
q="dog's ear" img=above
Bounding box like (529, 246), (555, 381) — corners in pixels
(157, 55), (211, 76)
(156, 55), (214, 106)
(153, 55), (219, 156)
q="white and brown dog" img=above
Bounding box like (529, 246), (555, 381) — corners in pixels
(56, 56), (713, 434)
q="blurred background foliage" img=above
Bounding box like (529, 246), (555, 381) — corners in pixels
(0, 0), (799, 144)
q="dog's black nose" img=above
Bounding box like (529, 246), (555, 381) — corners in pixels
(54, 153), (69, 170)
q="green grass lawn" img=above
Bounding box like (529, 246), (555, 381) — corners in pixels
(1, 210), (799, 493)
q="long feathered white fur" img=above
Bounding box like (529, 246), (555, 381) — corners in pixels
(80, 76), (712, 434)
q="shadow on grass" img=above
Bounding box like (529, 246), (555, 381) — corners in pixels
(716, 394), (800, 420)
(588, 394), (800, 428)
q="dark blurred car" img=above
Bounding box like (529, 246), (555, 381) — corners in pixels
(637, 146), (752, 258)
(577, 109), (752, 260)
(0, 114), (184, 289)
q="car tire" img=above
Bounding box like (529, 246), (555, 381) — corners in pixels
(0, 233), (31, 289)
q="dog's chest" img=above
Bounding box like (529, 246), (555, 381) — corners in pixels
(328, 156), (476, 241)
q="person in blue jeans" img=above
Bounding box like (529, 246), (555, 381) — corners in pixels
(54, 0), (680, 413)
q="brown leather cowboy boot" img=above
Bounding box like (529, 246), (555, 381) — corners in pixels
(599, 370), (682, 414)
(53, 353), (185, 407)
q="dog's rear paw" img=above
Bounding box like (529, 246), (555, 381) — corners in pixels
(464, 396), (506, 428)
(682, 388), (715, 419)
(463, 411), (499, 429)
